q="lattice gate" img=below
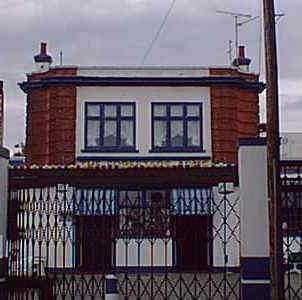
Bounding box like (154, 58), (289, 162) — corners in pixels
(4, 166), (240, 299)
(280, 161), (302, 300)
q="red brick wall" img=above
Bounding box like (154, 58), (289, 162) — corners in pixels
(210, 69), (260, 164)
(28, 67), (77, 81)
(49, 86), (76, 164)
(25, 68), (77, 165)
(26, 89), (49, 164)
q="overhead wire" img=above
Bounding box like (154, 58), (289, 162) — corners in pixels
(141, 0), (177, 65)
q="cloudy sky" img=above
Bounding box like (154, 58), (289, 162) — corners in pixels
(0, 0), (300, 151)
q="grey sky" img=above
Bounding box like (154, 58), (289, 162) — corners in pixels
(0, 0), (300, 151)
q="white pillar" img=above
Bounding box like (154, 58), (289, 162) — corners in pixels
(238, 138), (271, 299)
(0, 147), (9, 280)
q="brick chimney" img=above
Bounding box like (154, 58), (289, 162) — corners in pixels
(232, 46), (251, 72)
(34, 42), (53, 72)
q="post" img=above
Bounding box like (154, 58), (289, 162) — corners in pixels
(239, 138), (271, 299)
(263, 0), (282, 298)
(0, 147), (9, 281)
(105, 274), (119, 300)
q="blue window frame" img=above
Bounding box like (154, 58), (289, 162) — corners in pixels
(151, 103), (203, 152)
(84, 102), (136, 152)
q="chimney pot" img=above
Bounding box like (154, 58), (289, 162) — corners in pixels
(40, 42), (47, 55)
(238, 46), (245, 58)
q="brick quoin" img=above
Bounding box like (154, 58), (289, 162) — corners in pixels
(25, 68), (77, 165)
(210, 68), (260, 164)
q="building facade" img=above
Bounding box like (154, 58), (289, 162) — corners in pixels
(6, 43), (275, 299)
(20, 43), (264, 165)
(0, 81), (3, 146)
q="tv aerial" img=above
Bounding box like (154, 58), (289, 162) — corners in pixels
(216, 10), (259, 60)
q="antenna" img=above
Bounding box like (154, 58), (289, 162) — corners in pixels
(216, 10), (258, 59)
(59, 51), (63, 66)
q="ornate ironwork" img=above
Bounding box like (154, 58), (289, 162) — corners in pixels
(280, 161), (302, 299)
(4, 167), (240, 299)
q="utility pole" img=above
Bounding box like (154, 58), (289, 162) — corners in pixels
(263, 0), (283, 299)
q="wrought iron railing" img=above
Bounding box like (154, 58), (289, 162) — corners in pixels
(4, 164), (240, 299)
(280, 160), (302, 300)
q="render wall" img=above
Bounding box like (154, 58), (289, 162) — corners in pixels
(76, 86), (212, 159)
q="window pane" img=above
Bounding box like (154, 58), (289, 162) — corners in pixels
(87, 105), (100, 117)
(153, 105), (167, 117)
(121, 120), (134, 147)
(171, 105), (183, 117)
(171, 121), (184, 147)
(121, 105), (133, 117)
(188, 120), (200, 146)
(104, 120), (117, 146)
(187, 105), (200, 117)
(104, 105), (117, 118)
(87, 120), (100, 147)
(154, 121), (167, 147)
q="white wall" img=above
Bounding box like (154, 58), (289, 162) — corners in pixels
(239, 144), (270, 257)
(76, 86), (212, 159)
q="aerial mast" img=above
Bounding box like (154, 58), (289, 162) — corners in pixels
(216, 10), (254, 59)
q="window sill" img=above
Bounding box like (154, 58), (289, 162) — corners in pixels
(149, 147), (205, 153)
(82, 148), (139, 153)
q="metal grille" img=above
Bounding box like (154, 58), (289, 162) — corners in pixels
(280, 161), (302, 299)
(5, 167), (240, 299)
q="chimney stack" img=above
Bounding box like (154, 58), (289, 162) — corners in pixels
(232, 45), (251, 72)
(34, 42), (53, 72)
(238, 45), (245, 59)
(40, 42), (47, 55)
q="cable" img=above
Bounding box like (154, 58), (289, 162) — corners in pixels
(141, 0), (177, 65)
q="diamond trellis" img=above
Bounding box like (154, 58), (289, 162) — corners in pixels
(280, 161), (302, 300)
(5, 167), (241, 299)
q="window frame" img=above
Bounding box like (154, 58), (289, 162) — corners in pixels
(151, 102), (204, 153)
(84, 102), (137, 152)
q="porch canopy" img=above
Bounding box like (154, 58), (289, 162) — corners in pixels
(9, 160), (237, 189)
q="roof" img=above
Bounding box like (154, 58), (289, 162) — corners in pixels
(9, 159), (229, 170)
(19, 76), (265, 93)
(27, 65), (259, 77)
(9, 160), (237, 188)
